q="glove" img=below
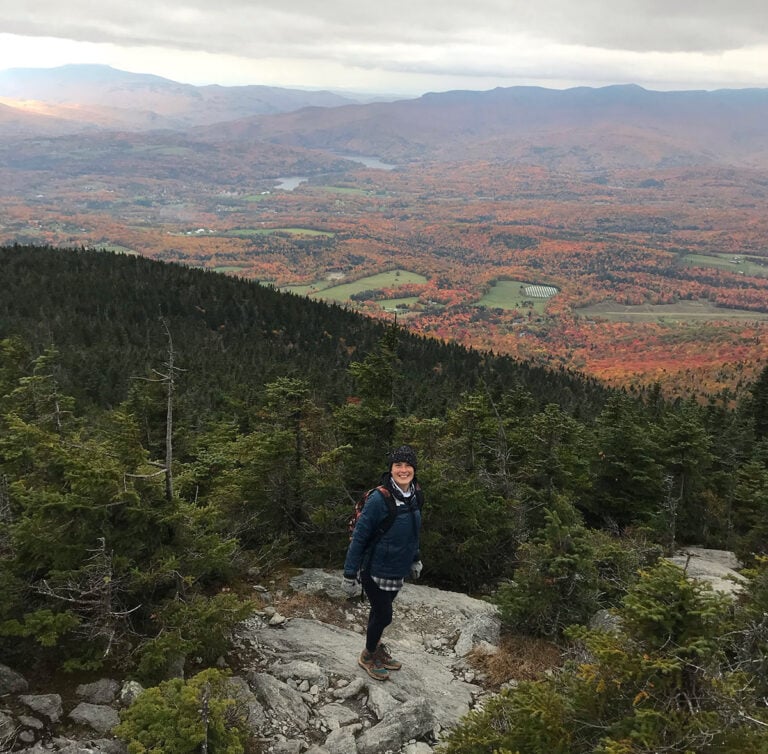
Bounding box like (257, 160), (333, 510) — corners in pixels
(410, 560), (423, 580)
(342, 575), (359, 597)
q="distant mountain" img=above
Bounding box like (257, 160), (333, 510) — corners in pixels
(0, 99), (94, 136)
(2, 67), (768, 171)
(219, 84), (768, 169)
(0, 64), (363, 132)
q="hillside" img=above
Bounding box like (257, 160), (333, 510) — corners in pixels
(0, 64), (362, 132)
(3, 243), (768, 753)
(0, 245), (608, 417)
(222, 84), (768, 169)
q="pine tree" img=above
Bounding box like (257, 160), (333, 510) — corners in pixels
(588, 395), (664, 529)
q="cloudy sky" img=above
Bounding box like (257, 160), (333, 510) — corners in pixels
(1, 1), (767, 95)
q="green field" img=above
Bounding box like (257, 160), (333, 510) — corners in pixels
(316, 186), (368, 196)
(225, 228), (334, 238)
(93, 244), (137, 255)
(283, 270), (428, 303)
(575, 299), (768, 322)
(379, 296), (420, 312)
(214, 266), (248, 274)
(312, 270), (427, 302)
(477, 279), (557, 314)
(682, 253), (768, 277)
(281, 284), (319, 296)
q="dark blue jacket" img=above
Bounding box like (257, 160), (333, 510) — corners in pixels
(343, 483), (422, 580)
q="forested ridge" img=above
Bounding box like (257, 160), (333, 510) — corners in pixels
(0, 245), (607, 418)
(4, 244), (768, 752)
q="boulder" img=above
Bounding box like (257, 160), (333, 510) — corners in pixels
(323, 724), (360, 754)
(68, 702), (120, 735)
(76, 679), (120, 705)
(0, 663), (29, 694)
(227, 675), (268, 731)
(667, 547), (745, 595)
(246, 672), (311, 728)
(356, 698), (436, 754)
(118, 680), (144, 707)
(19, 694), (63, 723)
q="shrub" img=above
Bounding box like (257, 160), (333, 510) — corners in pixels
(441, 560), (768, 754)
(135, 593), (254, 684)
(115, 668), (249, 754)
(495, 505), (600, 638)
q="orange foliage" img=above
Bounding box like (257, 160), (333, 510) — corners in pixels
(2, 158), (768, 400)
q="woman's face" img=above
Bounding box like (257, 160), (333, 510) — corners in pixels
(391, 461), (415, 490)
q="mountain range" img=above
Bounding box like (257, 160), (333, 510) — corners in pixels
(1, 65), (768, 170)
(0, 64), (362, 132)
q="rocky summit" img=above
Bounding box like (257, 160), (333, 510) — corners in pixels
(0, 568), (503, 753)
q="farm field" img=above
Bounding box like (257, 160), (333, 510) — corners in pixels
(682, 253), (768, 277)
(477, 280), (558, 314)
(94, 244), (137, 255)
(307, 270), (428, 302)
(575, 299), (768, 322)
(379, 296), (421, 313)
(3, 139), (768, 400)
(224, 227), (335, 238)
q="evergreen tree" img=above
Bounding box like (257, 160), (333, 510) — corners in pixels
(656, 400), (714, 547)
(334, 326), (400, 489)
(588, 395), (664, 530)
(495, 499), (600, 639)
(748, 363), (768, 441)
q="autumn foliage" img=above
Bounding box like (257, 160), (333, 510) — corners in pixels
(1, 142), (768, 400)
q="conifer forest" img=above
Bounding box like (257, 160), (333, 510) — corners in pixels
(4, 244), (768, 752)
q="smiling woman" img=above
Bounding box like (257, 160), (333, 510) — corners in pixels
(343, 444), (424, 681)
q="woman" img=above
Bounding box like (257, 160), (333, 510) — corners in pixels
(343, 445), (424, 681)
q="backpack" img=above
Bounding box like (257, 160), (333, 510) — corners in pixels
(347, 483), (423, 541)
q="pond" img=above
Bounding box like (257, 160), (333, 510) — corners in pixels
(274, 176), (309, 191)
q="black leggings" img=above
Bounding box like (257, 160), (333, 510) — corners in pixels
(361, 572), (399, 653)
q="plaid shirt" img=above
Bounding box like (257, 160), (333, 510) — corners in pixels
(372, 575), (404, 591)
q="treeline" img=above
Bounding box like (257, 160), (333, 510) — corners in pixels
(2, 244), (768, 743)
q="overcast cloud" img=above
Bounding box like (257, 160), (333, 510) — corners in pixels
(1, 1), (767, 94)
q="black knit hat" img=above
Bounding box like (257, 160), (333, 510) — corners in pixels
(389, 444), (417, 470)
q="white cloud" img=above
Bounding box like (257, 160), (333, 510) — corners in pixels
(1, 1), (768, 94)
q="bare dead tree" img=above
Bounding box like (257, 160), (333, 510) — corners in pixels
(132, 318), (185, 502)
(661, 473), (682, 553)
(36, 537), (140, 657)
(162, 319), (176, 502)
(0, 474), (14, 558)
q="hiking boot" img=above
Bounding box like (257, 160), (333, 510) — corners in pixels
(374, 642), (402, 671)
(358, 648), (389, 681)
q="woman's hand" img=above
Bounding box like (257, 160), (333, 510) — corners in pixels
(342, 575), (359, 597)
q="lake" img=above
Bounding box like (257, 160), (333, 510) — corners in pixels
(274, 154), (396, 192)
(274, 176), (309, 191)
(338, 154), (397, 170)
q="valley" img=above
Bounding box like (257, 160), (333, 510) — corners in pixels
(2, 68), (768, 400)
